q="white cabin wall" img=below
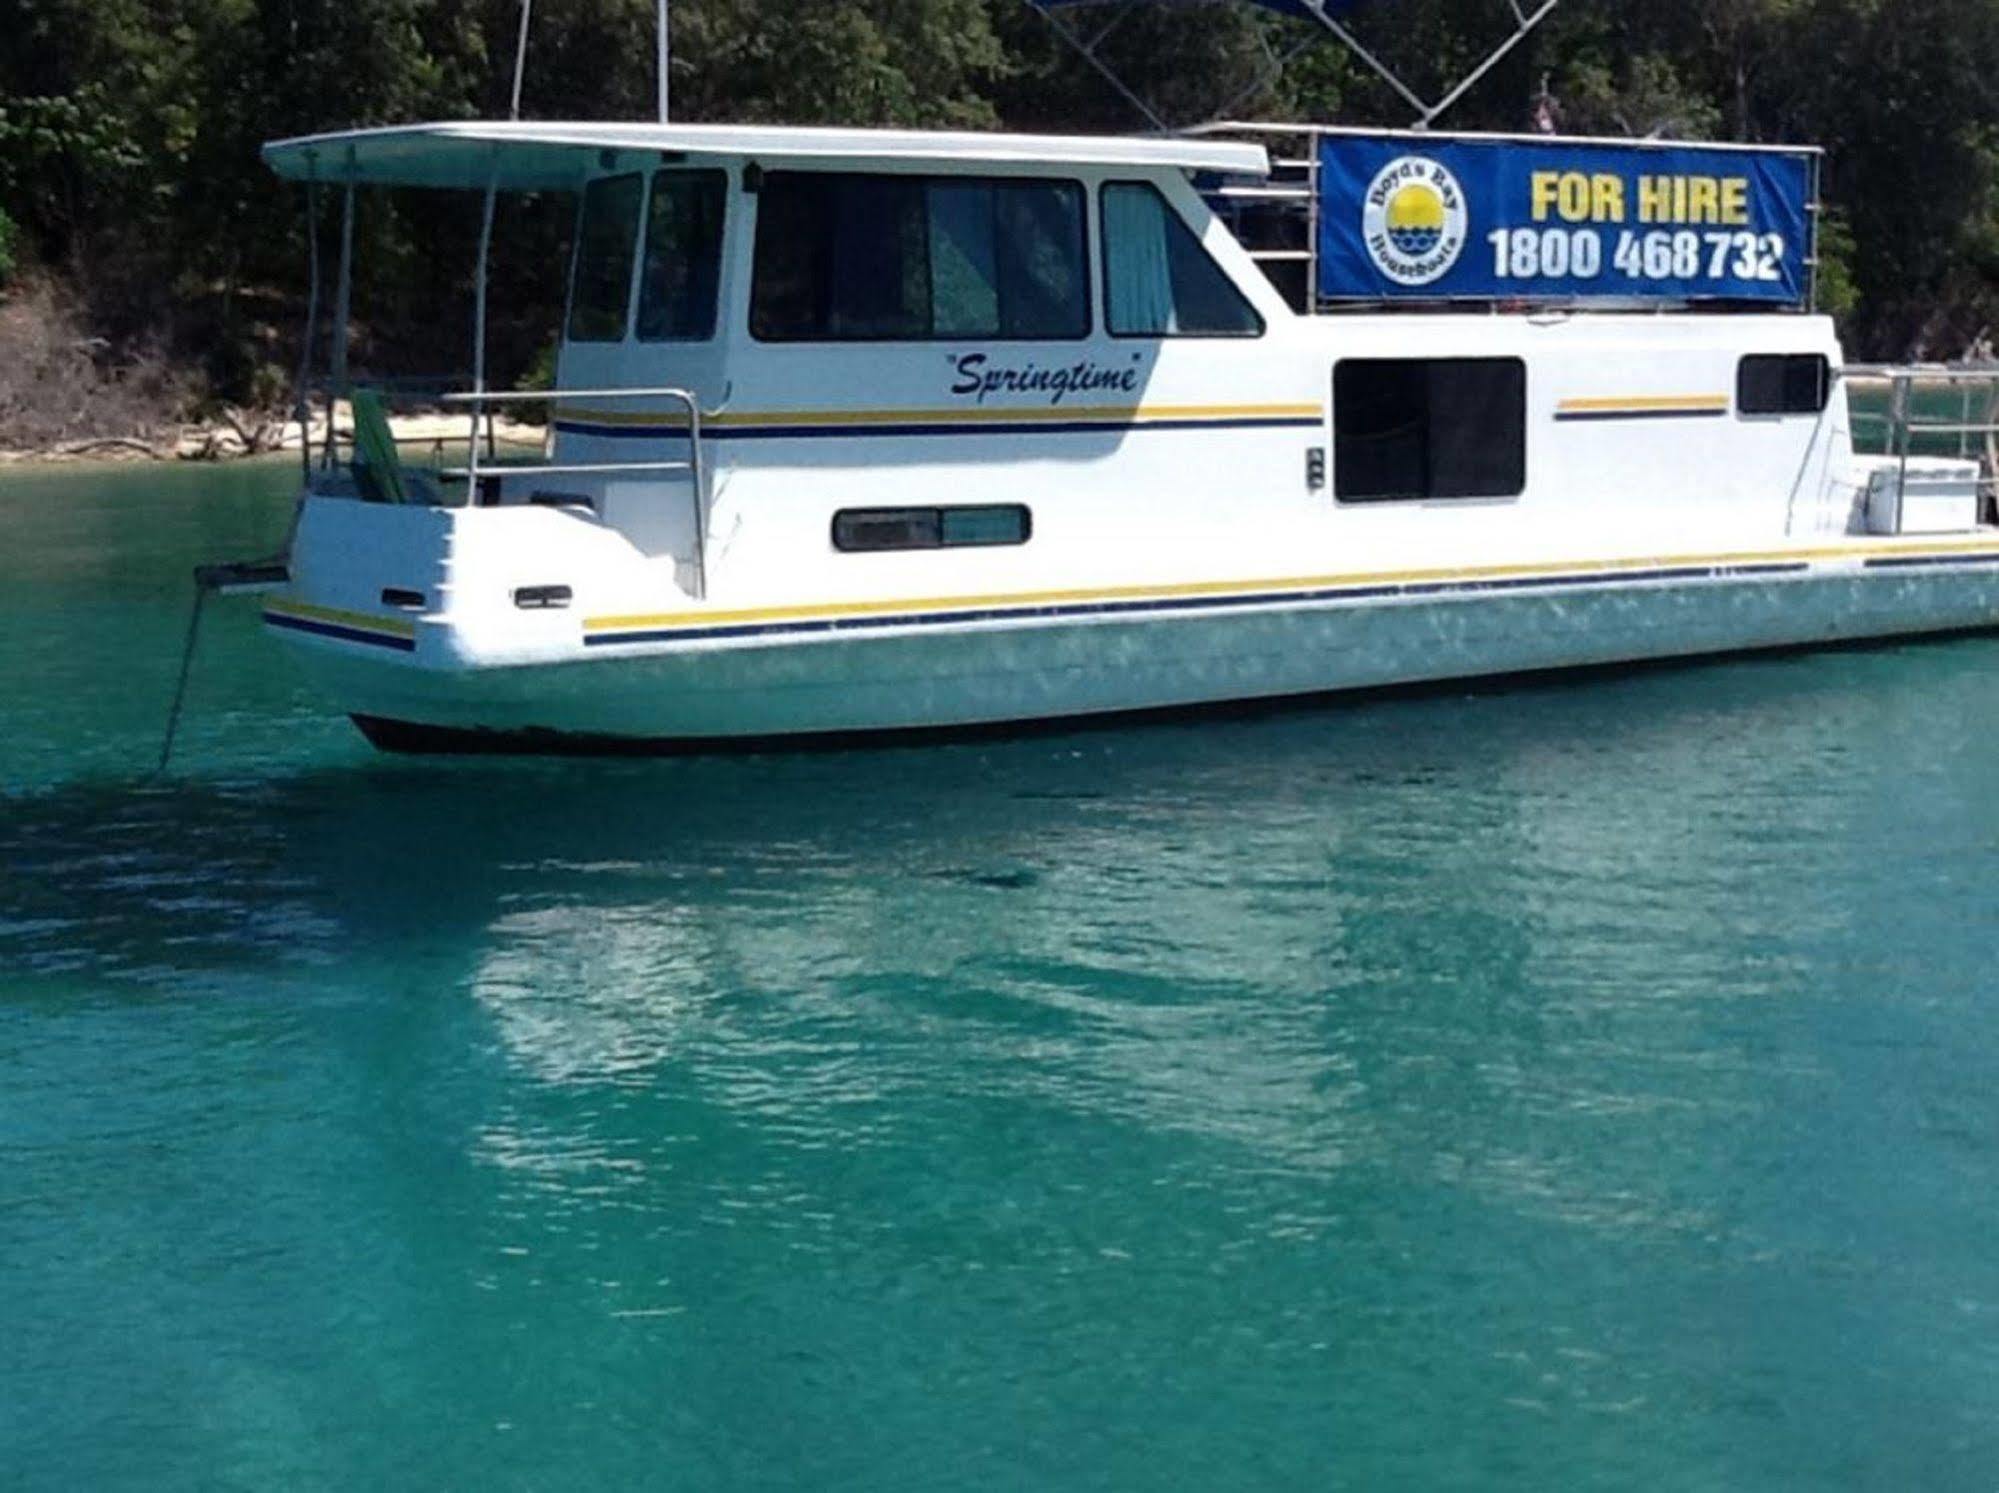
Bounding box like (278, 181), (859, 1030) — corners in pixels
(540, 151), (1859, 617)
(700, 160), (1329, 603)
(1277, 311), (1848, 573)
(553, 158), (738, 462)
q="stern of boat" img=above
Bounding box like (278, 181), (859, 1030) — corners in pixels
(262, 478), (695, 711)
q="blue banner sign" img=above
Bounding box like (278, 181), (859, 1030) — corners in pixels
(1315, 133), (1815, 305)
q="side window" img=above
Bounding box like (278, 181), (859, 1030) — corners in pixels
(636, 170), (727, 342)
(832, 506), (1032, 552)
(1101, 181), (1261, 338)
(751, 174), (1087, 342)
(568, 173), (644, 343)
(1738, 354), (1830, 416)
(1334, 358), (1526, 502)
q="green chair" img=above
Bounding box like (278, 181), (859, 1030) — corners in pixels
(349, 388), (409, 504)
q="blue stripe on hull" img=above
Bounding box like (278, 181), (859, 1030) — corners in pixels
(1553, 409), (1730, 423)
(1864, 550), (1999, 571)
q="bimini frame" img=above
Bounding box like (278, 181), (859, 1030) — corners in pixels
(277, 137), (711, 590)
(1027, 0), (1560, 132)
(284, 0), (683, 483)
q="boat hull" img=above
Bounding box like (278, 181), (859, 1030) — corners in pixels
(282, 556), (1999, 752)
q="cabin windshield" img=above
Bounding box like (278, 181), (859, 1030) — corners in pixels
(568, 168), (727, 344)
(568, 174), (644, 341)
(637, 170), (727, 341)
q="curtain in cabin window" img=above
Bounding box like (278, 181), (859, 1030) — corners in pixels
(927, 183), (1002, 336)
(751, 173), (1087, 342)
(1103, 183), (1178, 335)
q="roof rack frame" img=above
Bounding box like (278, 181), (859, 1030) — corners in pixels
(1026, 0), (1563, 132)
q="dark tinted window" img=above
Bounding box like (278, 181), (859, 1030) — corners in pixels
(832, 506), (1032, 552)
(636, 170), (726, 341)
(568, 173), (644, 342)
(1102, 181), (1261, 337)
(1335, 358), (1527, 502)
(1738, 354), (1830, 415)
(753, 174), (1087, 342)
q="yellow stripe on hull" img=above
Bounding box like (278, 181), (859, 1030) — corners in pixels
(559, 402), (1325, 430)
(264, 598), (418, 641)
(1557, 394), (1731, 416)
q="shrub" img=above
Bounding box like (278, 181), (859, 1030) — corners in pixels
(0, 204), (17, 292)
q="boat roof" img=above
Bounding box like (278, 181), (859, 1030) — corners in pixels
(1189, 119), (1824, 157)
(261, 120), (1271, 190)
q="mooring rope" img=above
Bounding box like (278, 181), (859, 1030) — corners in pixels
(153, 576), (210, 777)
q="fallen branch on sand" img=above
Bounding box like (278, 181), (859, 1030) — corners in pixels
(51, 436), (170, 460)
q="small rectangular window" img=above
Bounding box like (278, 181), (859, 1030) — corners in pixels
(636, 170), (726, 341)
(832, 506), (1031, 552)
(568, 174), (644, 343)
(1101, 181), (1261, 338)
(1334, 358), (1527, 502)
(1738, 354), (1830, 415)
(752, 173), (1087, 342)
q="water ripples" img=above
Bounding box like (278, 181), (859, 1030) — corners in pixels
(10, 457), (1999, 1486)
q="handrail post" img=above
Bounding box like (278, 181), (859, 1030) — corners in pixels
(326, 177), (356, 472)
(684, 390), (707, 599)
(467, 150), (501, 504)
(294, 164), (322, 487)
(1893, 372), (1912, 503)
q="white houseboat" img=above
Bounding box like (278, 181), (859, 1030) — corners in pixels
(245, 111), (1999, 753)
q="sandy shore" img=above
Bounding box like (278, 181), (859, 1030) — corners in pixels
(0, 403), (549, 466)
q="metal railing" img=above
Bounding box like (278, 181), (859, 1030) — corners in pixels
(1841, 365), (1999, 512)
(447, 384), (712, 597)
(1182, 122), (1321, 312)
(1183, 119), (1826, 316)
(315, 382), (715, 598)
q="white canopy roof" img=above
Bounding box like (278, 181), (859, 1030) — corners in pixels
(262, 120), (1270, 190)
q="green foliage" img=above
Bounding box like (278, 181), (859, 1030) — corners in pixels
(520, 338), (558, 393)
(1812, 207), (1859, 324)
(0, 85), (148, 247)
(0, 202), (16, 289)
(1555, 55), (1723, 139)
(3, 0), (1999, 378)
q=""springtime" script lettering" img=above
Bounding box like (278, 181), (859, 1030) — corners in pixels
(950, 353), (1141, 406)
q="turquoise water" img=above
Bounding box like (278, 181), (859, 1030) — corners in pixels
(7, 459), (1999, 1490)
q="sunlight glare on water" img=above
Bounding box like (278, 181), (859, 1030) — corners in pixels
(4, 459), (1999, 1490)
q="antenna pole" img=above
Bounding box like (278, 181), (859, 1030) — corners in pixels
(510, 0), (533, 119)
(657, 0), (671, 122)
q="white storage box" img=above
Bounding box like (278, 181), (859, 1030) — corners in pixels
(1864, 458), (1984, 535)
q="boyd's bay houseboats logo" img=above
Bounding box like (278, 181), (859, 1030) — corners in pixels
(1362, 155), (1469, 286)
